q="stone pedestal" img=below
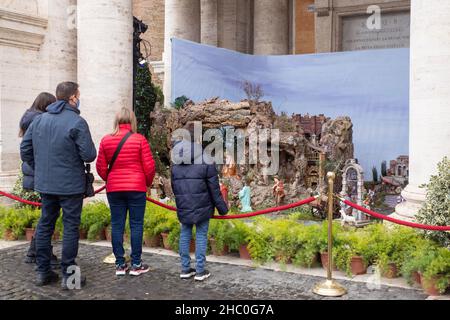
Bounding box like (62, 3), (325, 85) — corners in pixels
(253, 0), (289, 55)
(394, 0), (450, 220)
(163, 0), (200, 106)
(77, 0), (133, 146)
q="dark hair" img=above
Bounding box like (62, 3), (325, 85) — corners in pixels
(19, 92), (56, 137)
(31, 92), (56, 113)
(56, 81), (79, 101)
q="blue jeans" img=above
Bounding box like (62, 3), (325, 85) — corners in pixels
(35, 193), (83, 276)
(107, 192), (146, 266)
(179, 219), (209, 273)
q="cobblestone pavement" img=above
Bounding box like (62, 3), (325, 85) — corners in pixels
(0, 243), (427, 300)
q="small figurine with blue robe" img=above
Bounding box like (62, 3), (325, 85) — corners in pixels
(238, 184), (253, 213)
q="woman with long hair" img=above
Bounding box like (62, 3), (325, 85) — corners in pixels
(19, 92), (56, 137)
(96, 107), (156, 276)
(19, 92), (58, 266)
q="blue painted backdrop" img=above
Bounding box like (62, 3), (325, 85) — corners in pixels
(172, 38), (410, 177)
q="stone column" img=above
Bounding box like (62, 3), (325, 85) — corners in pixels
(253, 0), (289, 55)
(201, 0), (218, 46)
(77, 0), (133, 147)
(394, 0), (450, 220)
(163, 0), (200, 106)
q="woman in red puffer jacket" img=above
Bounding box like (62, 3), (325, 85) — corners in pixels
(96, 107), (155, 277)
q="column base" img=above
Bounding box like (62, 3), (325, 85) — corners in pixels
(392, 184), (427, 222)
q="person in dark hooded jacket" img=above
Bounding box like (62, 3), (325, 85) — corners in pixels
(20, 82), (97, 288)
(171, 122), (228, 281)
(19, 92), (59, 267)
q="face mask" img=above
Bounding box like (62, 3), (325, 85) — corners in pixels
(75, 98), (80, 109)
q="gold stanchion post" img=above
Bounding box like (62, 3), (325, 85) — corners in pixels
(313, 172), (347, 297)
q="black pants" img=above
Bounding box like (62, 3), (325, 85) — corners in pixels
(35, 193), (83, 276)
(26, 236), (56, 261)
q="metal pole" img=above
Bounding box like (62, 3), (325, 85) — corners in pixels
(313, 172), (347, 297)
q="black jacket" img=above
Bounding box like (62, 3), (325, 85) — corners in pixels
(19, 109), (42, 190)
(171, 140), (228, 225)
(20, 101), (97, 195)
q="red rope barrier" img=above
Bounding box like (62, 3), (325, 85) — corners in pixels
(146, 197), (177, 211)
(343, 199), (450, 231)
(0, 185), (107, 207)
(0, 191), (42, 207)
(146, 196), (317, 220)
(212, 197), (317, 219)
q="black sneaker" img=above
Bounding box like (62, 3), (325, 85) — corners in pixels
(36, 271), (59, 286)
(116, 264), (129, 276)
(61, 274), (86, 290)
(194, 270), (211, 281)
(129, 263), (150, 276)
(24, 255), (36, 264)
(180, 268), (196, 279)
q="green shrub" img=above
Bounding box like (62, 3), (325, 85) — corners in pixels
(292, 224), (321, 267)
(227, 220), (252, 251)
(81, 202), (110, 241)
(11, 172), (41, 209)
(401, 240), (439, 285)
(416, 157), (450, 247)
(208, 219), (234, 253)
(423, 247), (450, 293)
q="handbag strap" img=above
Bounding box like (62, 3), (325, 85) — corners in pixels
(108, 131), (133, 173)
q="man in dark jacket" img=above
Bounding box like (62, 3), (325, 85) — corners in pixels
(171, 123), (228, 281)
(20, 82), (97, 288)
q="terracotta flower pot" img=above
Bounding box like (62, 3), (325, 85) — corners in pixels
(412, 271), (421, 286)
(320, 252), (337, 271)
(79, 229), (88, 240)
(350, 256), (367, 275)
(209, 238), (229, 256)
(144, 234), (161, 248)
(52, 231), (60, 241)
(239, 244), (251, 260)
(4, 229), (18, 241)
(161, 232), (171, 250)
(105, 228), (112, 242)
(420, 274), (443, 296)
(275, 254), (293, 264)
(25, 228), (35, 242)
(189, 239), (196, 253)
(382, 263), (399, 278)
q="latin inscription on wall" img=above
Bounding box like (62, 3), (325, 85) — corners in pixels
(341, 11), (410, 51)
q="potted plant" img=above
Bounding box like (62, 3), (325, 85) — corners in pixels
(318, 221), (342, 271)
(247, 222), (274, 263)
(271, 219), (300, 264)
(421, 248), (450, 296)
(21, 207), (40, 242)
(227, 220), (252, 260)
(208, 220), (231, 256)
(401, 240), (437, 286)
(53, 215), (64, 241)
(292, 224), (321, 268)
(83, 202), (110, 241)
(105, 224), (112, 242)
(143, 211), (162, 247)
(373, 224), (417, 279)
(0, 208), (25, 241)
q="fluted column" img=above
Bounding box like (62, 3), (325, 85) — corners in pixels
(253, 0), (289, 55)
(163, 0), (201, 106)
(394, 0), (450, 220)
(77, 0), (133, 146)
(201, 0), (218, 46)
